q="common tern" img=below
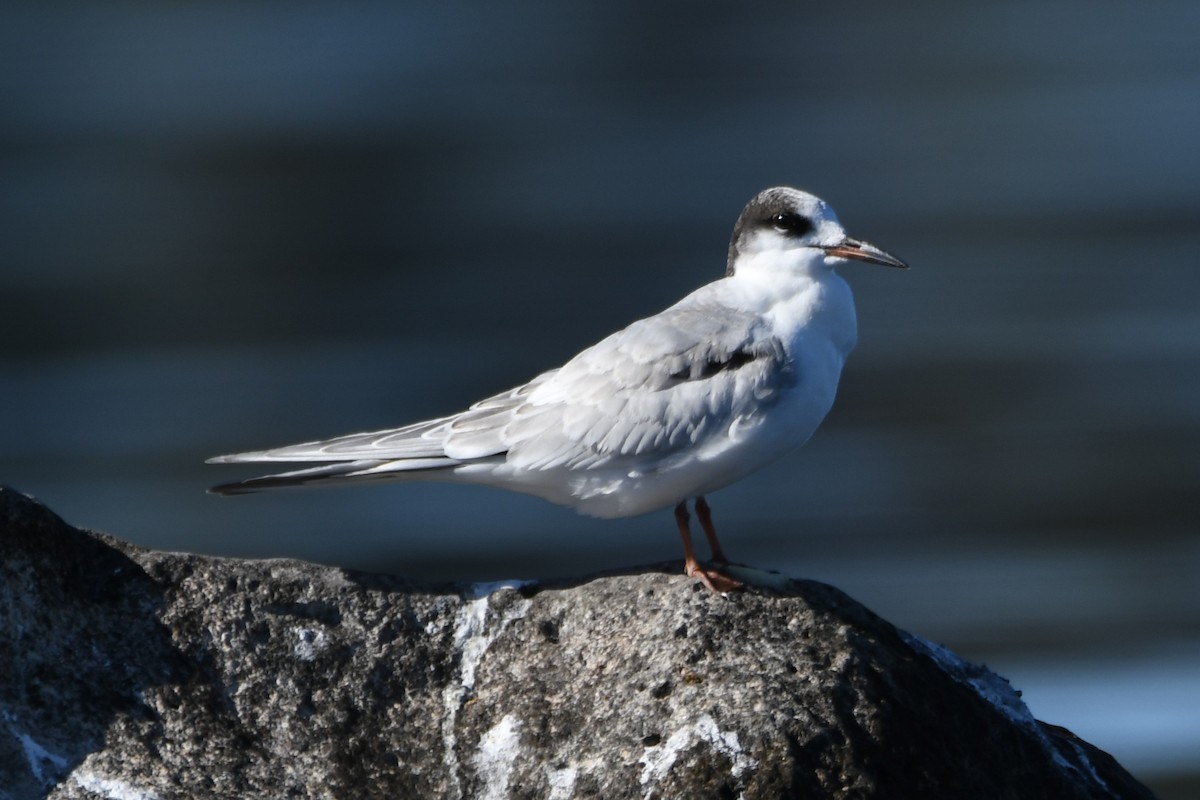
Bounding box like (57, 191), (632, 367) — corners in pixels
(209, 187), (908, 591)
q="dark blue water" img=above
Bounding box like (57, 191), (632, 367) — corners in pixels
(2, 3), (1198, 793)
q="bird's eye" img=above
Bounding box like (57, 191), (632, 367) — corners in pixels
(770, 212), (814, 237)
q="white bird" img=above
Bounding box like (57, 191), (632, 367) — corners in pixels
(209, 187), (907, 591)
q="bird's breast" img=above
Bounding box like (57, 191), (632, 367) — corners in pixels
(765, 274), (857, 359)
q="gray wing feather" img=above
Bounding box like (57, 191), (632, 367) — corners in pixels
(208, 375), (556, 465)
(209, 302), (793, 483)
(208, 416), (457, 463)
(499, 303), (793, 471)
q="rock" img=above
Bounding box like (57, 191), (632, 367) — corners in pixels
(0, 486), (1155, 800)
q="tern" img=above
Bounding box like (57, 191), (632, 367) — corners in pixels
(209, 187), (908, 591)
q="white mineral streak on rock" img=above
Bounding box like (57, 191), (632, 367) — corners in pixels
(1067, 739), (1112, 794)
(904, 633), (1112, 795)
(3, 710), (67, 785)
(547, 765), (579, 799)
(70, 770), (162, 800)
(292, 626), (328, 662)
(472, 714), (523, 800)
(638, 714), (757, 799)
(440, 583), (532, 800)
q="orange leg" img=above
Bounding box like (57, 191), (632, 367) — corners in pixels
(675, 500), (743, 593)
(694, 495), (730, 564)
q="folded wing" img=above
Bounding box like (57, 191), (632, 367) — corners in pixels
(208, 302), (794, 494)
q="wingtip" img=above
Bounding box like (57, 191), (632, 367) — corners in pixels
(207, 481), (256, 496)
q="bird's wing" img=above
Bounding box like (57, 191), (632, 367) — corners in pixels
(209, 304), (794, 483)
(207, 414), (461, 463)
(206, 372), (560, 465)
(486, 302), (796, 471)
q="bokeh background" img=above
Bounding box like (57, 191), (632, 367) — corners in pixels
(3, 2), (1198, 795)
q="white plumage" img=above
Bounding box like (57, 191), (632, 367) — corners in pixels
(210, 187), (907, 591)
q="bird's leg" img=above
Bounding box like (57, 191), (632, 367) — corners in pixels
(675, 500), (742, 593)
(694, 495), (730, 564)
(674, 501), (705, 580)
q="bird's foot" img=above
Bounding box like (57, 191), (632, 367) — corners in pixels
(684, 560), (745, 594)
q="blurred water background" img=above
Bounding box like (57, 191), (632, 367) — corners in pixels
(2, 2), (1198, 795)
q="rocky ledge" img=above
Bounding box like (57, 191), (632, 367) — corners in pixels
(0, 486), (1155, 799)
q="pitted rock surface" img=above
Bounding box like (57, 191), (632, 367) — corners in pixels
(0, 487), (1156, 799)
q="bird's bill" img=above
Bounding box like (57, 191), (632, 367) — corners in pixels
(821, 237), (909, 269)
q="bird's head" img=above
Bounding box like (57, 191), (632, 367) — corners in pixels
(726, 187), (908, 279)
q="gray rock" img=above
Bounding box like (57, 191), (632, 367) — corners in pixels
(0, 486), (1155, 800)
